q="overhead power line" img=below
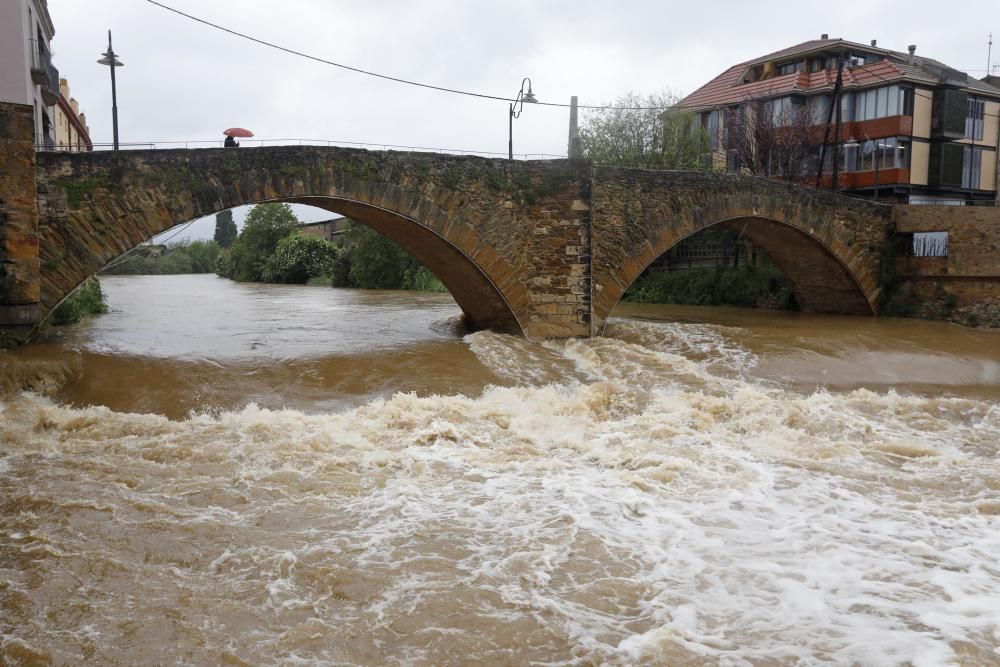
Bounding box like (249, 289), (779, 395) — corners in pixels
(144, 0), (673, 111)
(143, 1), (1000, 120)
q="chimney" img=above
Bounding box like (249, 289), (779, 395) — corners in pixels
(821, 33), (829, 40)
(870, 39), (877, 47)
(908, 44), (917, 64)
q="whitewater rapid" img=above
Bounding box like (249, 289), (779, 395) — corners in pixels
(2, 314), (999, 665)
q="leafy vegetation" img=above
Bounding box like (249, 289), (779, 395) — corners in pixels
(51, 277), (108, 325)
(270, 234), (339, 284)
(101, 240), (222, 275)
(212, 204), (445, 292)
(624, 262), (796, 310)
(215, 203), (301, 282)
(214, 210), (238, 248)
(331, 223), (445, 292)
(579, 91), (708, 168)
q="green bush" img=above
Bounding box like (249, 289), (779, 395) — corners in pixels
(401, 265), (446, 292)
(101, 240), (221, 275)
(216, 203), (299, 282)
(270, 233), (339, 284)
(51, 277), (109, 325)
(624, 263), (796, 309)
(332, 222), (445, 293)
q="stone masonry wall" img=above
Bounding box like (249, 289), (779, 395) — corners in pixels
(17, 145), (999, 345)
(34, 148), (593, 338)
(590, 168), (892, 331)
(893, 205), (1000, 327)
(0, 101), (41, 346)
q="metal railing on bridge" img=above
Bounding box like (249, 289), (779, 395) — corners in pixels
(54, 137), (567, 161)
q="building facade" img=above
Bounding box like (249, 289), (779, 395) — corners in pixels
(299, 218), (351, 241)
(0, 0), (59, 149)
(54, 78), (92, 152)
(678, 37), (1000, 204)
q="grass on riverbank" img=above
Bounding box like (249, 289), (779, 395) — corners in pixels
(624, 263), (796, 309)
(51, 277), (109, 325)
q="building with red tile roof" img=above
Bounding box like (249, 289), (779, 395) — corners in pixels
(677, 36), (1000, 204)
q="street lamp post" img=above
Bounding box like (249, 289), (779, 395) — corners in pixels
(97, 30), (124, 150)
(509, 77), (537, 160)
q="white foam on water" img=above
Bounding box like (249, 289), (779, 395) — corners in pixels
(1, 319), (998, 664)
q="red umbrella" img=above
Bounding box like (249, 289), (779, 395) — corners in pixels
(223, 127), (254, 138)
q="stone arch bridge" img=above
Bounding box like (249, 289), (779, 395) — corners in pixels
(5, 146), (895, 342)
(3, 103), (921, 342)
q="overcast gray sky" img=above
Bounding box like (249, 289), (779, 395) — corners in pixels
(47, 0), (998, 239)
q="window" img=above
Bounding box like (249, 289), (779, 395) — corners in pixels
(901, 88), (915, 116)
(840, 92), (854, 122)
(912, 232), (948, 257)
(700, 110), (720, 150)
(769, 96), (804, 126)
(722, 105), (741, 146)
(777, 62), (803, 75)
(962, 146), (983, 189)
(966, 97), (985, 140)
(933, 89), (969, 138)
(853, 137), (909, 172)
(809, 95), (831, 124)
(853, 86), (905, 121)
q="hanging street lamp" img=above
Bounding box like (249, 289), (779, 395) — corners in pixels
(97, 30), (124, 150)
(509, 77), (537, 160)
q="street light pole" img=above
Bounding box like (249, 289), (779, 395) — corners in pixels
(508, 77), (537, 160)
(97, 30), (124, 150)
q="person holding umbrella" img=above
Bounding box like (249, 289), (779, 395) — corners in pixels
(223, 127), (253, 148)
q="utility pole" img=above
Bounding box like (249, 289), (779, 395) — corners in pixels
(815, 58), (844, 189)
(988, 33), (993, 77)
(831, 58), (844, 191)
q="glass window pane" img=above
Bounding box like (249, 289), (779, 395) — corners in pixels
(865, 90), (876, 120)
(887, 86), (899, 116)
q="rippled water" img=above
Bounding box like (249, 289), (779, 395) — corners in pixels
(2, 275), (999, 665)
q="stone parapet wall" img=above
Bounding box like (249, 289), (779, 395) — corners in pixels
(0, 101), (41, 345)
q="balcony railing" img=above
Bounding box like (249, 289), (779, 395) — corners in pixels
(29, 39), (60, 106)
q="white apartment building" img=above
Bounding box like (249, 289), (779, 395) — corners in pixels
(0, 0), (60, 148)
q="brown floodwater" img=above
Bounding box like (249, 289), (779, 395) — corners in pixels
(1, 274), (998, 665)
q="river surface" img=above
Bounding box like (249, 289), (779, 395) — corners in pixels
(1, 274), (999, 666)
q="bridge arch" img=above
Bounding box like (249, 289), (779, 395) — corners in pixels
(35, 147), (541, 335)
(591, 169), (891, 333)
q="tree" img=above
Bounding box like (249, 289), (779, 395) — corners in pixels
(270, 233), (339, 284)
(721, 95), (824, 180)
(579, 91), (707, 168)
(330, 222), (444, 292)
(216, 203), (299, 282)
(213, 209), (238, 248)
(344, 224), (409, 289)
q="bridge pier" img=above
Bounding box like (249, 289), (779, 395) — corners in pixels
(0, 102), (41, 347)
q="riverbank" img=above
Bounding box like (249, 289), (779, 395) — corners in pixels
(50, 277), (108, 325)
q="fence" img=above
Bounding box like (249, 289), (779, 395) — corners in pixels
(59, 138), (567, 161)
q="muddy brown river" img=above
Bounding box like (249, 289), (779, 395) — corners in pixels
(1, 274), (998, 665)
